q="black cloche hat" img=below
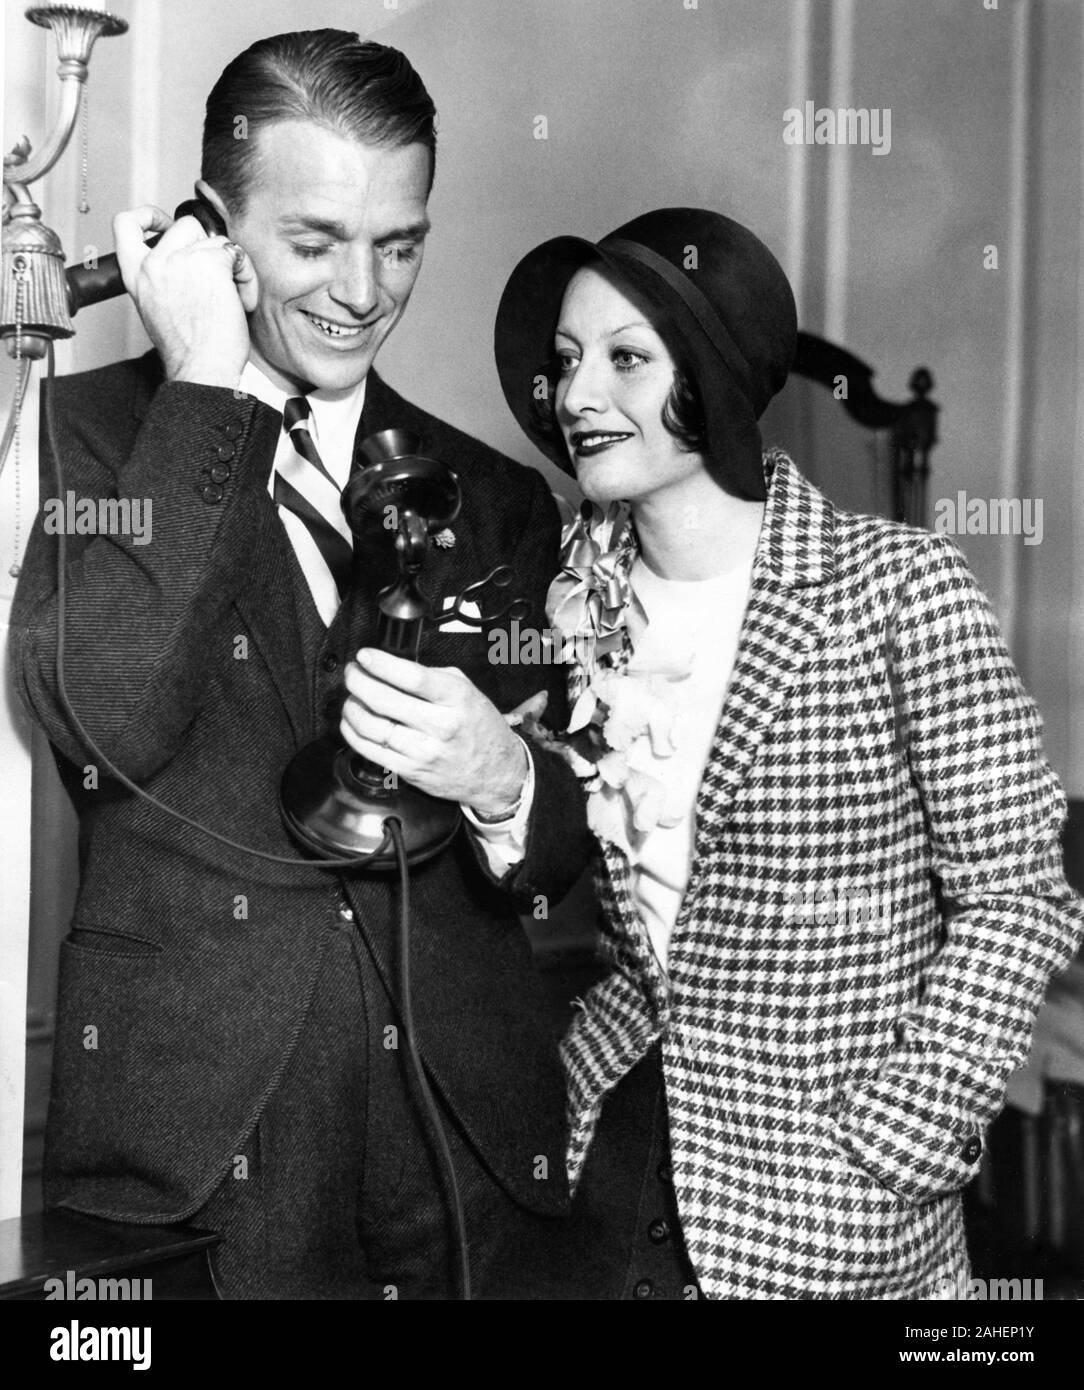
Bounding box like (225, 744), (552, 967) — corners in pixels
(493, 207), (797, 501)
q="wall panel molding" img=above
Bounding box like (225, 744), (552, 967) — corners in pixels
(997, 0), (1036, 655)
(786, 0), (813, 318)
(126, 0), (161, 359)
(0, 4), (52, 1223)
(1070, 0), (1084, 797)
(823, 0), (856, 345)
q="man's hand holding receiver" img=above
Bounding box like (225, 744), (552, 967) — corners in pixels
(113, 205), (258, 389)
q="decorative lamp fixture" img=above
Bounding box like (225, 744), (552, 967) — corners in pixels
(1, 6), (128, 573)
(2, 7), (128, 360)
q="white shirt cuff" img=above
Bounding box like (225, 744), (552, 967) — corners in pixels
(461, 736), (535, 873)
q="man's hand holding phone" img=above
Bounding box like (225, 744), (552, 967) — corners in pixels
(113, 205), (258, 389)
(341, 649), (531, 817)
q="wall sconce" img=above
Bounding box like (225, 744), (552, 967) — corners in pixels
(1, 6), (128, 480)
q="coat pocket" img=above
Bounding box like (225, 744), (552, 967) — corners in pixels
(49, 937), (164, 1144)
(66, 924), (163, 957)
(769, 1113), (951, 1297)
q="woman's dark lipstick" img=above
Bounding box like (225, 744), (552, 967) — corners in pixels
(569, 429), (633, 457)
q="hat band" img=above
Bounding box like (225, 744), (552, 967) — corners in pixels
(600, 236), (759, 410)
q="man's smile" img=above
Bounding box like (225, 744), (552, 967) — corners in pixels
(300, 308), (369, 339)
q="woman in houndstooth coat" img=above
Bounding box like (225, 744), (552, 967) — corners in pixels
(494, 207), (1084, 1300)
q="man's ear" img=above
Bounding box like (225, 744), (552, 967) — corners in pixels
(194, 179), (230, 235)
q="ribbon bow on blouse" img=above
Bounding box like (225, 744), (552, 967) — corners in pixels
(539, 493), (692, 858)
(546, 496), (640, 694)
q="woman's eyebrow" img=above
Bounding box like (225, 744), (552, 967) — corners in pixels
(555, 320), (649, 342)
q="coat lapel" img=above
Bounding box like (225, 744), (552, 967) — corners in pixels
(233, 496), (312, 743)
(588, 453), (839, 1000)
(694, 451), (836, 847)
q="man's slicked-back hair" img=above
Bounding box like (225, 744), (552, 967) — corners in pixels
(202, 29), (437, 213)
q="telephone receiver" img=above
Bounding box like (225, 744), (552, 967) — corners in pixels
(64, 197), (227, 315)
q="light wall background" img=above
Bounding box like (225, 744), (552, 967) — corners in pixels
(3, 0), (1083, 1212)
(9, 0), (1084, 774)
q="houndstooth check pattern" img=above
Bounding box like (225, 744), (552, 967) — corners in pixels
(558, 450), (1084, 1299)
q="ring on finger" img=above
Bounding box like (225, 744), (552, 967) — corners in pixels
(222, 240), (247, 275)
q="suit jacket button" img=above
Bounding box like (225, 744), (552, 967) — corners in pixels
(648, 1219), (670, 1244)
(217, 442), (236, 461)
(633, 1279), (654, 1299)
(321, 652), (341, 673)
(222, 421), (243, 440)
(207, 463), (231, 484)
(201, 483), (224, 503)
(961, 1136), (982, 1164)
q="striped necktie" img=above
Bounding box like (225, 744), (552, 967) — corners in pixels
(274, 396), (353, 599)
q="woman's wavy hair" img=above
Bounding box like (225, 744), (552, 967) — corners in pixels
(202, 30), (437, 214)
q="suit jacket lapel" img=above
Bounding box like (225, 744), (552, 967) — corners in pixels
(234, 496), (312, 743)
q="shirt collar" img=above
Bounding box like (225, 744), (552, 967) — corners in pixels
(240, 360), (366, 436)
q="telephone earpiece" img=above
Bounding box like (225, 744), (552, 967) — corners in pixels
(65, 195), (230, 314)
(174, 195), (229, 239)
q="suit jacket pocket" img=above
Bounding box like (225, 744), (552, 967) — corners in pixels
(67, 924), (163, 956)
(50, 937), (164, 1145)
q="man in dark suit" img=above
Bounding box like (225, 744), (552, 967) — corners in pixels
(9, 30), (589, 1299)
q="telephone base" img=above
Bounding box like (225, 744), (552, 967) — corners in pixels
(280, 735), (461, 870)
